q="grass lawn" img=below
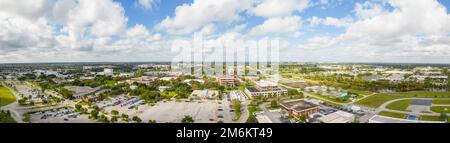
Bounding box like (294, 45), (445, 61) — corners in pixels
(430, 106), (450, 114)
(355, 91), (450, 108)
(160, 91), (177, 99)
(385, 99), (413, 111)
(0, 86), (16, 106)
(347, 89), (373, 95)
(432, 99), (450, 105)
(305, 91), (351, 104)
(378, 111), (406, 119)
(420, 115), (445, 121)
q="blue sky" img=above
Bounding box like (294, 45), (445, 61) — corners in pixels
(1, 0), (450, 63)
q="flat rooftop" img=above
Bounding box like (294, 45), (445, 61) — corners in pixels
(317, 111), (355, 123)
(255, 80), (278, 87)
(411, 99), (432, 106)
(281, 99), (319, 112)
(246, 87), (259, 92)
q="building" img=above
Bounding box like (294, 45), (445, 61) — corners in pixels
(245, 80), (287, 97)
(255, 110), (287, 123)
(280, 99), (319, 120)
(317, 111), (355, 123)
(218, 76), (239, 87)
(129, 76), (157, 85)
(184, 79), (205, 85)
(229, 90), (247, 101)
(104, 68), (114, 77)
(191, 90), (219, 99)
(158, 86), (170, 92)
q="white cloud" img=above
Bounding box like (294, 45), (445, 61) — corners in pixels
(249, 16), (302, 36)
(136, 0), (160, 11)
(0, 0), (53, 20)
(300, 0), (450, 63)
(248, 0), (310, 18)
(156, 0), (253, 35)
(307, 16), (353, 27)
(0, 0), (165, 63)
(354, 1), (388, 20)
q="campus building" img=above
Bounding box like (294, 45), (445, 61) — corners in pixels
(217, 76), (239, 87)
(280, 99), (319, 120)
(104, 68), (114, 77)
(245, 80), (287, 97)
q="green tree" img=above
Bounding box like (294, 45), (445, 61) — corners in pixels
(181, 115), (194, 123)
(111, 110), (119, 116)
(440, 112), (448, 121)
(132, 116), (142, 123)
(90, 110), (99, 120)
(121, 113), (129, 122)
(270, 100), (278, 108)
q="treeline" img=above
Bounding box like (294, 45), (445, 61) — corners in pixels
(305, 74), (450, 92)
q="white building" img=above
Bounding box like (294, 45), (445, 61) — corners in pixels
(230, 90), (247, 101)
(191, 90), (219, 99)
(317, 111), (355, 123)
(104, 68), (114, 76)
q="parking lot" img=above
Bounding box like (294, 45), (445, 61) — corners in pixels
(30, 107), (93, 123)
(137, 100), (222, 123)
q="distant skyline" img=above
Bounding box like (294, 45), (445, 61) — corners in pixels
(1, 0), (450, 63)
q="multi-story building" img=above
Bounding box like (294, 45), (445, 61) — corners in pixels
(245, 80), (287, 97)
(218, 76), (238, 87)
(280, 99), (319, 120)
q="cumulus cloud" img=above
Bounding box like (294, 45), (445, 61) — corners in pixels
(308, 16), (353, 27)
(136, 0), (160, 11)
(155, 0), (253, 35)
(0, 0), (163, 63)
(249, 16), (302, 37)
(297, 0), (450, 63)
(248, 0), (310, 18)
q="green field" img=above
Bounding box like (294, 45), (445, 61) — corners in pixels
(304, 91), (351, 104)
(432, 99), (450, 105)
(420, 115), (445, 121)
(378, 111), (406, 119)
(355, 91), (450, 108)
(430, 106), (450, 114)
(0, 87), (16, 106)
(347, 89), (373, 95)
(385, 99), (413, 111)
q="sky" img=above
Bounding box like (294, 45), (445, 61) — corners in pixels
(1, 0), (450, 63)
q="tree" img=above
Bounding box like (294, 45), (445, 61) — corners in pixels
(90, 110), (99, 120)
(111, 116), (118, 123)
(270, 100), (278, 108)
(288, 89), (299, 96)
(148, 119), (157, 123)
(111, 110), (119, 116)
(181, 115), (194, 123)
(440, 112), (448, 121)
(132, 116), (142, 123)
(58, 88), (74, 99)
(75, 104), (82, 112)
(121, 113), (129, 122)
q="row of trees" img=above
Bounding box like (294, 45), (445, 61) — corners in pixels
(305, 73), (450, 92)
